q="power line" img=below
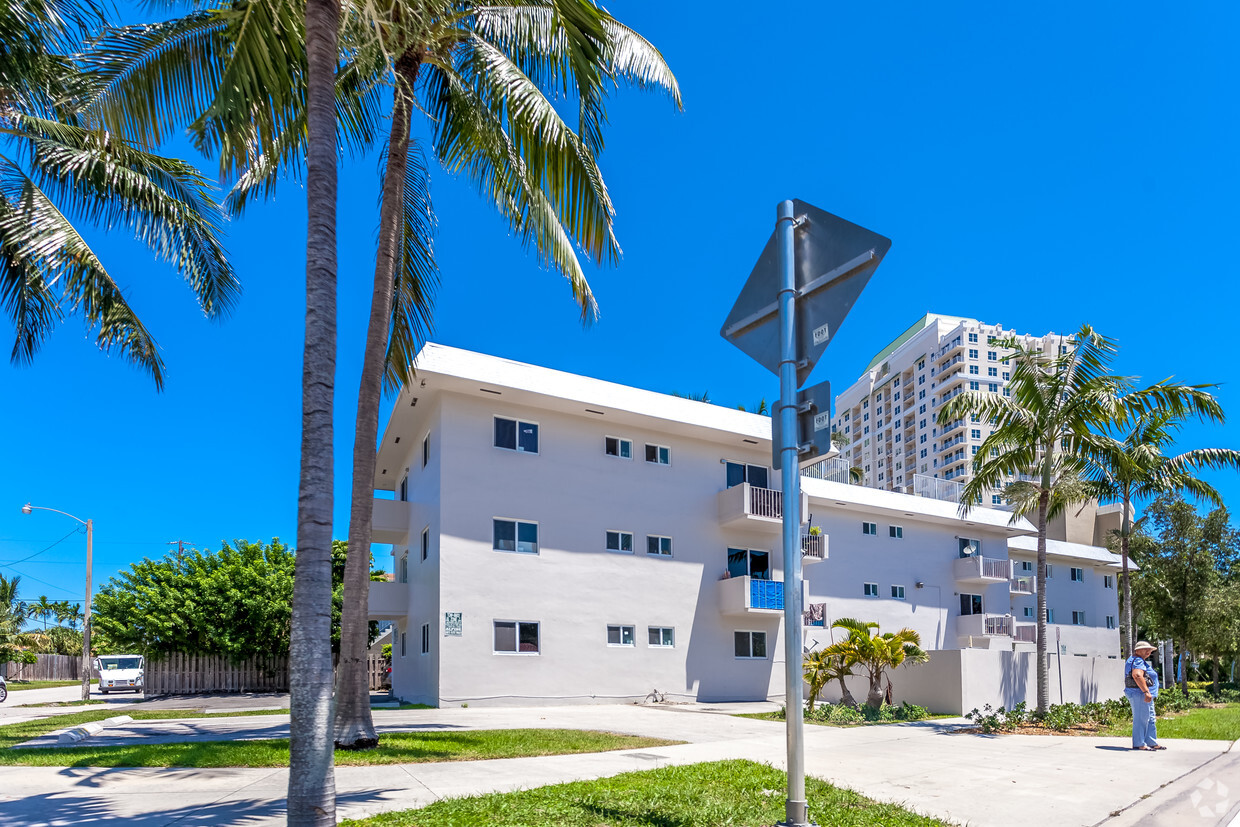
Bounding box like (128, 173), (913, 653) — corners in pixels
(0, 526), (83, 569)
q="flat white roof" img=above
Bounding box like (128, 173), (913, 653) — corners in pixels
(802, 477), (1036, 536)
(1008, 535), (1133, 569)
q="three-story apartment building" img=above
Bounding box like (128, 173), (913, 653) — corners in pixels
(369, 344), (1124, 712)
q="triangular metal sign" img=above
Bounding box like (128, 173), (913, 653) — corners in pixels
(721, 200), (892, 387)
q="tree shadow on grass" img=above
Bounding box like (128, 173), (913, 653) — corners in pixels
(580, 802), (693, 827)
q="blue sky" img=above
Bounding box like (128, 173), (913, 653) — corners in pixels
(2, 2), (1238, 612)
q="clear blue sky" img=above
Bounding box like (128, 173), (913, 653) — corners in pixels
(3, 2), (1238, 611)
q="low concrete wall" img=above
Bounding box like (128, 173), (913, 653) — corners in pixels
(810, 648), (1124, 716)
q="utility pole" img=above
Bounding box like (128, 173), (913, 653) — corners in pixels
(167, 539), (194, 565)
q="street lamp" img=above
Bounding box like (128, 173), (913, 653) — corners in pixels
(21, 503), (93, 702)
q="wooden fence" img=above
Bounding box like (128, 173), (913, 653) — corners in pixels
(1, 653), (82, 681)
(144, 653), (391, 695)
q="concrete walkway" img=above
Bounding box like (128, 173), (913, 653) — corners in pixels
(0, 703), (1233, 826)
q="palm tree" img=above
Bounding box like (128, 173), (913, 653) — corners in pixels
(803, 648), (856, 710)
(31, 595), (55, 630)
(0, 0), (238, 388)
(1082, 407), (1240, 656)
(823, 618), (927, 710)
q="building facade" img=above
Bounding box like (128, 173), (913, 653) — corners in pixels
(369, 344), (1123, 710)
(829, 314), (1071, 502)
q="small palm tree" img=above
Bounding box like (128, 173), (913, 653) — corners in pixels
(824, 618), (927, 710)
(803, 648), (856, 710)
(1082, 408), (1240, 655)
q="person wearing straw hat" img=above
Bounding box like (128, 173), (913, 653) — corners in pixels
(1124, 641), (1165, 751)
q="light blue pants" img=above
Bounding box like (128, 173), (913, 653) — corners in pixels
(1125, 689), (1158, 748)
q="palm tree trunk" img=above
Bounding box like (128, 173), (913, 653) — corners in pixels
(288, 0), (339, 821)
(836, 677), (856, 708)
(335, 54), (420, 750)
(1036, 490), (1050, 716)
(866, 673), (883, 710)
(1120, 489), (1133, 657)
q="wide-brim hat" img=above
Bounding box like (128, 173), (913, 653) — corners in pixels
(1133, 641), (1156, 652)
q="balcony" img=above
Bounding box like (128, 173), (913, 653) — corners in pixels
(953, 555), (1011, 584)
(717, 483), (807, 530)
(938, 338), (964, 360)
(1010, 576), (1035, 595)
(368, 581), (408, 621)
(938, 435), (966, 455)
(372, 497), (410, 544)
(1013, 624), (1037, 643)
(956, 614), (1012, 638)
(719, 575), (785, 616)
(801, 532), (828, 563)
(940, 418), (966, 436)
(938, 371), (966, 391)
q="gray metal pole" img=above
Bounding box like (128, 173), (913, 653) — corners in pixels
(82, 518), (92, 702)
(776, 199), (808, 827)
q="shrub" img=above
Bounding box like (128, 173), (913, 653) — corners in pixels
(964, 702), (1028, 733)
(1038, 703), (1083, 731)
(1155, 686), (1192, 715)
(791, 701), (930, 725)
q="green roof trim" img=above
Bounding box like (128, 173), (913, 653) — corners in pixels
(864, 313), (970, 371)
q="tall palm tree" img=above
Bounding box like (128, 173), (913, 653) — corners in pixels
(823, 618), (927, 710)
(0, 0), (238, 388)
(803, 648), (856, 710)
(1082, 407), (1240, 656)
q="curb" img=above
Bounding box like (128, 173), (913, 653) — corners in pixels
(55, 715), (134, 746)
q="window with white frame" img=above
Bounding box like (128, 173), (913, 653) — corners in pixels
(969, 381), (980, 391)
(889, 525), (903, 539)
(968, 349), (978, 359)
(1070, 567), (1084, 582)
(1019, 560), (1034, 573)
(606, 530), (634, 553)
(971, 429), (981, 439)
(989, 383), (998, 393)
(1072, 611), (1086, 626)
(862, 522), (877, 535)
(987, 367), (998, 377)
(1047, 608), (1055, 623)
(987, 351), (997, 361)
(494, 519), (538, 554)
(1046, 564), (1053, 578)
(1104, 574), (1114, 589)
(494, 417), (538, 453)
(399, 474), (409, 502)
(645, 444), (671, 465)
(648, 627), (675, 647)
(891, 585), (906, 600)
(399, 554), (408, 583)
(969, 365), (979, 375)
(605, 436), (633, 459)
(960, 593), (983, 615)
(959, 538), (980, 557)
(725, 461), (768, 489)
(421, 622), (430, 655)
(606, 625), (635, 646)
(647, 535), (673, 557)
(1023, 607), (1035, 618)
(1106, 616), (1116, 629)
(992, 494), (1002, 505)
(421, 527), (429, 561)
(864, 582), (879, 597)
(727, 548), (770, 579)
(494, 620), (539, 654)
(968, 333), (978, 343)
(734, 630), (767, 658)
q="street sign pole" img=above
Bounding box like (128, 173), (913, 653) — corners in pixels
(775, 200), (808, 827)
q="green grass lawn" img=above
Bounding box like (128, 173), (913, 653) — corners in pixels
(1103, 704), (1240, 741)
(340, 759), (948, 827)
(0, 708), (289, 750)
(0, 724), (677, 768)
(4, 679), (96, 691)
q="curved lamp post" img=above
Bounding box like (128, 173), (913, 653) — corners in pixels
(21, 503), (92, 701)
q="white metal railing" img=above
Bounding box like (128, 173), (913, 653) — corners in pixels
(1013, 625), (1037, 643)
(748, 485), (782, 519)
(985, 615), (1012, 636)
(940, 418), (966, 434)
(801, 533), (826, 560)
(939, 435), (966, 453)
(801, 457), (853, 484)
(1010, 577), (1035, 594)
(913, 473), (964, 503)
(981, 557), (1010, 579)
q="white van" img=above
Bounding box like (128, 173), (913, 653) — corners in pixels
(95, 655), (144, 694)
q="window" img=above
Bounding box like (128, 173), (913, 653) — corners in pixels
(918, 390), (925, 400)
(1104, 575), (1114, 589)
(1003, 372), (1010, 380)
(862, 522), (878, 535)
(863, 426), (870, 435)
(992, 495), (1002, 505)
(968, 333), (978, 343)
(421, 527), (429, 561)
(969, 365), (979, 375)
(920, 434), (927, 443)
(971, 446), (979, 456)
(991, 447), (999, 457)
(726, 461), (769, 489)
(605, 436), (632, 459)
(400, 631), (406, 657)
(891, 585), (906, 600)
(920, 449), (927, 458)
(958, 538), (980, 557)
(1004, 389), (1011, 397)
(889, 525), (903, 539)
(1106, 616), (1116, 629)
(494, 417), (539, 453)
(971, 429), (981, 439)
(919, 404), (926, 414)
(727, 548), (770, 579)
(863, 412), (870, 422)
(494, 519), (538, 554)
(735, 631), (767, 659)
(645, 444), (671, 465)
(918, 375), (925, 385)
(960, 594), (983, 616)
(969, 381), (979, 390)
(920, 419), (926, 428)
(647, 535), (673, 557)
(864, 582), (879, 597)
(1019, 560), (1033, 572)
(422, 434), (430, 467)
(399, 474), (409, 502)
(988, 383), (998, 393)
(607, 625), (635, 646)
(606, 530), (634, 553)
(1045, 564), (1053, 578)
(494, 620), (539, 654)
(648, 627), (675, 647)
(987, 367), (998, 377)
(399, 554), (408, 583)
(987, 351), (997, 361)
(918, 359), (925, 370)
(1070, 567), (1084, 582)
(421, 622), (430, 655)
(1046, 609), (1055, 623)
(968, 349), (978, 359)
(863, 400), (869, 409)
(1072, 611), (1086, 626)
(1023, 607), (1035, 618)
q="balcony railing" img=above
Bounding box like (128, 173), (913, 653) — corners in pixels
(940, 418), (966, 436)
(750, 578), (784, 610)
(1013, 625), (1037, 643)
(1010, 577), (1035, 595)
(953, 555), (1011, 583)
(956, 613), (1012, 638)
(718, 575), (785, 615)
(748, 485), (781, 519)
(913, 473), (964, 503)
(801, 532), (828, 562)
(939, 435), (966, 454)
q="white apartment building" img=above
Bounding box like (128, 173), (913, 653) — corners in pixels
(830, 314), (1071, 501)
(368, 344), (1124, 713)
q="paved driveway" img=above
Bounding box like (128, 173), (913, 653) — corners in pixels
(0, 703), (1235, 827)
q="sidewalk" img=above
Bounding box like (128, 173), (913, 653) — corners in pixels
(0, 703), (1233, 827)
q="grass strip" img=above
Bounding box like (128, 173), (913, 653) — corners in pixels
(1103, 704), (1240, 741)
(0, 709), (289, 750)
(4, 680), (96, 691)
(0, 728), (677, 768)
(341, 759), (949, 826)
